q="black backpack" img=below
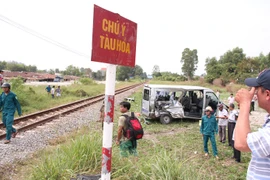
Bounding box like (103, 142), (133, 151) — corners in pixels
(122, 112), (144, 140)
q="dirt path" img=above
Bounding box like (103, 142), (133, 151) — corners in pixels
(249, 109), (268, 128)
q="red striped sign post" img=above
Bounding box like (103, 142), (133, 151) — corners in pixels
(91, 5), (137, 180)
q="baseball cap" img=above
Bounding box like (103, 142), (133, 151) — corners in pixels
(245, 69), (270, 90)
(218, 104), (223, 108)
(205, 106), (213, 112)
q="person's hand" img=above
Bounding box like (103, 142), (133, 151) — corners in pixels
(116, 140), (120, 146)
(235, 87), (256, 105)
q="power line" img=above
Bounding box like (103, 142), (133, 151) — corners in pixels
(0, 14), (91, 58)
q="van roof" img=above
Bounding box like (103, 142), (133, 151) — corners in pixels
(144, 84), (211, 91)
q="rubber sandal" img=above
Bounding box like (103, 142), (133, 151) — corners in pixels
(12, 132), (18, 138)
(4, 140), (11, 144)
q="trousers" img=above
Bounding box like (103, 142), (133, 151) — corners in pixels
(120, 140), (137, 157)
(203, 134), (218, 156)
(228, 122), (236, 146)
(218, 125), (226, 143)
(232, 140), (241, 162)
(251, 101), (255, 111)
(2, 112), (16, 140)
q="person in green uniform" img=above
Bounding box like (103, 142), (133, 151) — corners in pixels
(200, 106), (219, 159)
(1, 83), (22, 144)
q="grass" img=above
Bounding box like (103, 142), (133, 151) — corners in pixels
(10, 80), (141, 116)
(10, 85), (251, 180)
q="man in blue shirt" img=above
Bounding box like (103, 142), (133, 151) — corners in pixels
(235, 69), (270, 179)
(45, 85), (51, 95)
(1, 83), (22, 144)
(200, 106), (219, 159)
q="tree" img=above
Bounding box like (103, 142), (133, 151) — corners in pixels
(0, 61), (7, 70)
(116, 66), (132, 81)
(257, 52), (270, 72)
(134, 65), (144, 77)
(63, 65), (82, 76)
(218, 47), (245, 80)
(152, 65), (161, 78)
(26, 65), (37, 72)
(180, 48), (198, 80)
(6, 61), (26, 71)
(142, 72), (147, 79)
(48, 69), (55, 74)
(0, 61), (37, 72)
(55, 68), (60, 73)
(204, 47), (264, 84)
(205, 57), (223, 83)
(116, 65), (145, 81)
(92, 70), (105, 80)
(84, 68), (92, 77)
(96, 70), (104, 80)
(80, 67), (85, 74)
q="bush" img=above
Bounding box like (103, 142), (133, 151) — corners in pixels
(9, 77), (24, 90)
(79, 78), (97, 85)
(74, 89), (89, 97)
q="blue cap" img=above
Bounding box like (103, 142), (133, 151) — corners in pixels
(245, 69), (270, 90)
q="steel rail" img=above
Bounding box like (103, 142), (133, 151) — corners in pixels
(0, 83), (143, 140)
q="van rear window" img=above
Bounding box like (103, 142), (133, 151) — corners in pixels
(143, 89), (150, 101)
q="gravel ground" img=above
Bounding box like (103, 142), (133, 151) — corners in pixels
(250, 109), (268, 128)
(0, 86), (141, 179)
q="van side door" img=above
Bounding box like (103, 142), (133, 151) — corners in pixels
(142, 87), (151, 116)
(205, 91), (219, 114)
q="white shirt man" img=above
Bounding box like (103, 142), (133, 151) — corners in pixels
(228, 94), (235, 104)
(216, 104), (228, 143)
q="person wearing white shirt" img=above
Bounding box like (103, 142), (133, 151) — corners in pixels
(228, 93), (235, 105)
(51, 86), (55, 98)
(232, 105), (241, 162)
(216, 104), (228, 143)
(228, 104), (238, 147)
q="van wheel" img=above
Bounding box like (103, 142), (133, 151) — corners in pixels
(160, 114), (172, 124)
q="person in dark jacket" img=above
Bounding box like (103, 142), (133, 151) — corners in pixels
(0, 83), (22, 144)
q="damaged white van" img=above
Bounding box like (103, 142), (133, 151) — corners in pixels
(142, 84), (221, 124)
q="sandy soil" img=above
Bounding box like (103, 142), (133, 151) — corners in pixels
(249, 109), (268, 129)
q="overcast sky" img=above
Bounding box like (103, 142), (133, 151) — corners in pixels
(0, 0), (270, 75)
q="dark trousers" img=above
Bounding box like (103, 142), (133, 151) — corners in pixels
(251, 101), (255, 111)
(232, 140), (241, 162)
(228, 122), (235, 146)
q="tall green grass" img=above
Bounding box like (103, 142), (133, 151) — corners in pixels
(30, 132), (102, 180)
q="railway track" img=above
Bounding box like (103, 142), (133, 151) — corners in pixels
(0, 83), (143, 140)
